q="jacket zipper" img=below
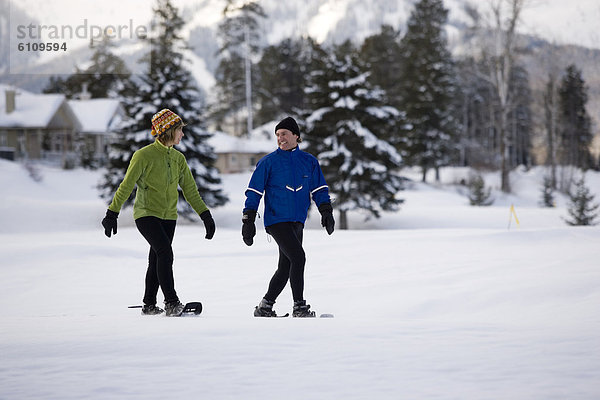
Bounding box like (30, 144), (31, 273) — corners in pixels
(290, 150), (298, 222)
(166, 148), (171, 219)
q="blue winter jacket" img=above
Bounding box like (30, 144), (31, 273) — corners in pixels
(244, 147), (330, 227)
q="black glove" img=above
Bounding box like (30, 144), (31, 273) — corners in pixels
(242, 210), (257, 246)
(101, 209), (119, 238)
(200, 210), (215, 240)
(318, 202), (335, 235)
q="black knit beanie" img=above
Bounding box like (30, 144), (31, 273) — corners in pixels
(275, 116), (300, 138)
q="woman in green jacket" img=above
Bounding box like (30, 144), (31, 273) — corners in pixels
(101, 109), (216, 317)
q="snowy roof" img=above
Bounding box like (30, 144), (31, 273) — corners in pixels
(208, 130), (274, 154)
(68, 99), (123, 133)
(0, 85), (69, 128)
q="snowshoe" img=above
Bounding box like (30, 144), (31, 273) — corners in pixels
(293, 300), (316, 318)
(254, 298), (279, 317)
(165, 300), (185, 317)
(141, 304), (164, 315)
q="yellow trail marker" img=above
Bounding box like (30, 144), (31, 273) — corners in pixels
(508, 204), (520, 229)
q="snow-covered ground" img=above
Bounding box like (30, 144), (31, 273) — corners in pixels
(1, 158), (599, 399)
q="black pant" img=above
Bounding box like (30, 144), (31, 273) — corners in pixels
(264, 222), (306, 302)
(135, 216), (178, 305)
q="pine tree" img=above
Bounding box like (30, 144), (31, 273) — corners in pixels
(397, 0), (460, 182)
(558, 64), (593, 170)
(304, 40), (404, 229)
(255, 37), (317, 126)
(467, 174), (493, 206)
(564, 175), (599, 226)
(539, 176), (555, 208)
(99, 0), (227, 218)
(359, 25), (403, 106)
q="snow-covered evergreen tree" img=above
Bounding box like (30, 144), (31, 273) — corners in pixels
(398, 0), (459, 182)
(99, 0), (227, 219)
(467, 174), (493, 206)
(304, 40), (404, 230)
(564, 175), (599, 226)
(540, 176), (556, 208)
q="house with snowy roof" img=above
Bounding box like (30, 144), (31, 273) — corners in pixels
(208, 129), (273, 173)
(0, 86), (80, 165)
(0, 85), (122, 167)
(68, 98), (124, 167)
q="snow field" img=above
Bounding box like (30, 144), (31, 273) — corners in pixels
(0, 159), (599, 399)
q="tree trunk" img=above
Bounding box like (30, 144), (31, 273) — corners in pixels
(338, 209), (348, 230)
(544, 75), (558, 189)
(499, 112), (511, 192)
(480, 0), (526, 192)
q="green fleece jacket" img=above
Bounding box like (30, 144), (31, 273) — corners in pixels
(108, 140), (209, 220)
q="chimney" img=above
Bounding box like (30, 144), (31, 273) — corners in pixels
(5, 90), (16, 114)
(79, 83), (92, 100)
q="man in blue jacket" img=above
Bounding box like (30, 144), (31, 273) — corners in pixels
(242, 116), (335, 317)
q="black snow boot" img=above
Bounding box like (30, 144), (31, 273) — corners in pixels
(293, 300), (316, 318)
(141, 304), (164, 315)
(165, 300), (185, 317)
(254, 298), (278, 317)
